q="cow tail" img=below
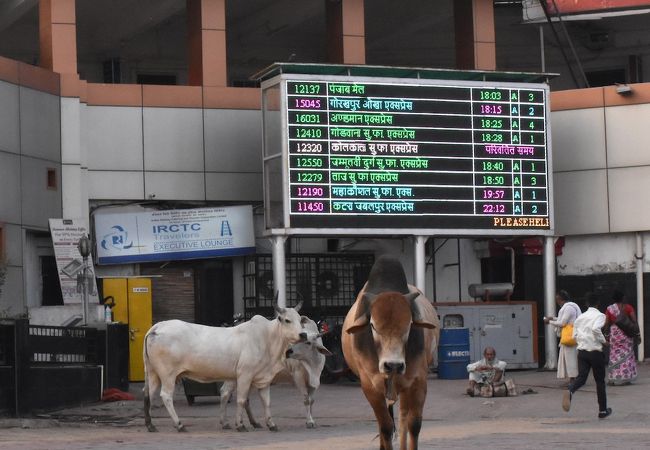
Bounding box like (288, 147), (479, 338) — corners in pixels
(143, 328), (155, 431)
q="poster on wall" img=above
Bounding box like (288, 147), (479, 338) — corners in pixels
(94, 205), (256, 265)
(48, 218), (100, 305)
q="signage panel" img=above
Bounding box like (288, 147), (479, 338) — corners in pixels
(272, 75), (553, 235)
(95, 206), (255, 264)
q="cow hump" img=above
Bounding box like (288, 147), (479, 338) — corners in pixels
(365, 255), (408, 294)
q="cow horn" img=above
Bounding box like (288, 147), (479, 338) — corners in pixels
(294, 300), (303, 312)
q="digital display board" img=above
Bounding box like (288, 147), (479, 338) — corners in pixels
(266, 74), (553, 236)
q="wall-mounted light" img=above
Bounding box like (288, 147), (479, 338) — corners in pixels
(616, 83), (632, 95)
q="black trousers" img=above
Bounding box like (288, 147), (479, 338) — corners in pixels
(569, 349), (607, 411)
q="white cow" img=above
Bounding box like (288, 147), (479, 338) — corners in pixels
(143, 299), (306, 432)
(220, 317), (331, 429)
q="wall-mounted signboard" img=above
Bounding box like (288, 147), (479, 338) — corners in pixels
(262, 73), (553, 236)
(95, 206), (255, 264)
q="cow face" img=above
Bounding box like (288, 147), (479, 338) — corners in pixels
(346, 291), (436, 375)
(286, 317), (333, 359)
(274, 299), (308, 344)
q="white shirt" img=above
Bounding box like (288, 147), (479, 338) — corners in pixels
(572, 307), (607, 352)
(550, 301), (581, 337)
(467, 358), (507, 383)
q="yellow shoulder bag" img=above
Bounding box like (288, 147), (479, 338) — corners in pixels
(560, 324), (576, 346)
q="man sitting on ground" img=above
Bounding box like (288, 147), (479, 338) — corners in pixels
(466, 346), (508, 397)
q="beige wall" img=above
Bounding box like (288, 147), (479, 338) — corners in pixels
(551, 82), (650, 235)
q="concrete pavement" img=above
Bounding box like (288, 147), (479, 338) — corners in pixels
(1, 362), (649, 449)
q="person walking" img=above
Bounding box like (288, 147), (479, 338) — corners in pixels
(544, 290), (580, 383)
(562, 296), (612, 419)
(605, 290), (638, 385)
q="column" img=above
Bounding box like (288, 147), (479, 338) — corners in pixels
(39, 0), (78, 75)
(326, 0), (365, 64)
(453, 0), (496, 70)
(544, 235), (557, 370)
(271, 235), (287, 308)
(187, 0), (227, 86)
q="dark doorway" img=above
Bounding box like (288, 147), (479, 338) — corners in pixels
(41, 256), (63, 306)
(195, 260), (234, 326)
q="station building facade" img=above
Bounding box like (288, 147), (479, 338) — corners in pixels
(0, 0), (649, 359)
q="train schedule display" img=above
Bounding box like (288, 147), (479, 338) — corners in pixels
(265, 75), (553, 236)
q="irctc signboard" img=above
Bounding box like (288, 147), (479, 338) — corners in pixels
(262, 74), (553, 236)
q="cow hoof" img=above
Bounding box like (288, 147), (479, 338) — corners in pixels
(251, 422), (263, 429)
(306, 422), (316, 429)
(177, 424), (187, 432)
(146, 424), (158, 432)
(222, 423), (232, 430)
(268, 424), (278, 432)
(236, 424), (248, 432)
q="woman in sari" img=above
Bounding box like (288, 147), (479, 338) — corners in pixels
(605, 290), (638, 385)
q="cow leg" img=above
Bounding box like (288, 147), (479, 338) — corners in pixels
(243, 396), (263, 429)
(235, 378), (254, 432)
(159, 378), (186, 432)
(257, 385), (278, 431)
(144, 370), (160, 432)
(363, 385), (394, 450)
(304, 387), (316, 428)
(401, 381), (427, 450)
(219, 381), (234, 429)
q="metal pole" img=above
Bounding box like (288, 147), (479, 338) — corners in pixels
(82, 255), (88, 325)
(544, 236), (558, 369)
(271, 235), (287, 308)
(636, 233), (645, 361)
(414, 236), (427, 294)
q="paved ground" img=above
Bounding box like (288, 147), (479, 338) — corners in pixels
(2, 362), (650, 449)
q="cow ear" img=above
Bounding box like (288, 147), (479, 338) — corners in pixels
(412, 319), (436, 329)
(345, 315), (369, 334)
(409, 293), (437, 329)
(300, 315), (309, 325)
(316, 344), (333, 356)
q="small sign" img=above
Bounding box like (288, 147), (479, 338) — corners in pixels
(49, 219), (99, 305)
(132, 287), (149, 293)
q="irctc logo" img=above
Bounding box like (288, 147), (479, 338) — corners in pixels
(101, 225), (133, 251)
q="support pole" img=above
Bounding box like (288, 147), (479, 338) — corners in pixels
(414, 236), (427, 294)
(636, 233), (645, 361)
(544, 236), (558, 370)
(271, 235), (287, 308)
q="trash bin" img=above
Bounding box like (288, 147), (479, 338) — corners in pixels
(105, 323), (129, 391)
(437, 327), (470, 380)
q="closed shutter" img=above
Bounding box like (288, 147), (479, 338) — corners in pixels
(141, 265), (195, 324)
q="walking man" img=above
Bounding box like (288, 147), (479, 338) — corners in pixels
(562, 295), (612, 419)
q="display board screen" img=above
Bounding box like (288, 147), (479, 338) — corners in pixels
(279, 76), (552, 235)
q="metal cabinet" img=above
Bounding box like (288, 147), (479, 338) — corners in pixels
(435, 302), (538, 369)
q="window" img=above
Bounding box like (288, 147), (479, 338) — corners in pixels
(136, 74), (177, 85)
(47, 168), (57, 190)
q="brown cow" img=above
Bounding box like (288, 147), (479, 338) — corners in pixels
(342, 255), (439, 450)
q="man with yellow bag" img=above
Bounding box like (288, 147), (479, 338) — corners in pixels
(544, 290), (581, 383)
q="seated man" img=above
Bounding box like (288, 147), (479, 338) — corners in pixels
(466, 346), (507, 397)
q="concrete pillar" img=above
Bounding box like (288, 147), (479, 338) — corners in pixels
(187, 0), (227, 86)
(414, 236), (427, 295)
(453, 0), (496, 70)
(39, 0), (78, 75)
(271, 235), (287, 308)
(544, 236), (558, 370)
(326, 0), (365, 64)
